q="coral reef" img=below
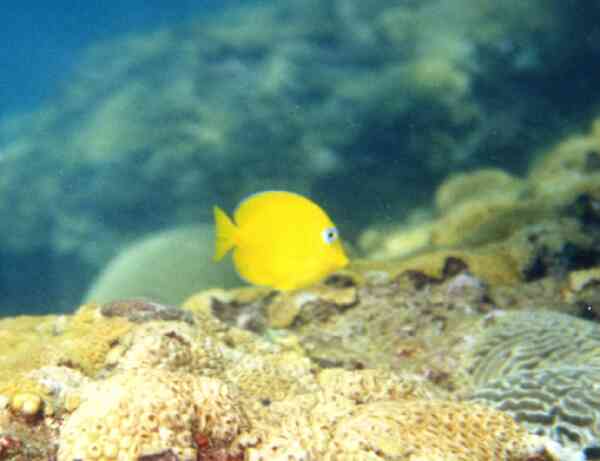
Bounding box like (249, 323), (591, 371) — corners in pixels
(57, 369), (243, 461)
(240, 397), (573, 461)
(470, 366), (600, 451)
(0, 304), (133, 399)
(464, 310), (600, 386)
(3, 115), (600, 458)
(462, 310), (600, 453)
(1, 280), (591, 460)
(194, 262), (499, 392)
(2, 4), (600, 458)
(360, 118), (600, 287)
(528, 119), (600, 206)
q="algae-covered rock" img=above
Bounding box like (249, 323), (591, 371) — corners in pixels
(430, 196), (552, 248)
(435, 168), (525, 213)
(357, 210), (434, 260)
(528, 118), (600, 206)
(85, 225), (239, 305)
(360, 117), (600, 286)
(0, 283), (591, 460)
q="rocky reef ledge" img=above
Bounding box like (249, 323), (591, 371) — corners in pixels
(0, 262), (594, 460)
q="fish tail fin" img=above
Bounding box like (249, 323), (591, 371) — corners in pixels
(213, 206), (238, 261)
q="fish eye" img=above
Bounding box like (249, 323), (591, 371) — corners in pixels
(322, 227), (338, 244)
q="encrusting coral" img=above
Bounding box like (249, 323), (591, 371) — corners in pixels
(239, 396), (579, 461)
(0, 304), (133, 401)
(0, 291), (587, 461)
(328, 400), (577, 461)
(57, 368), (244, 461)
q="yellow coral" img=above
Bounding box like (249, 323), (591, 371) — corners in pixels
(58, 303), (134, 375)
(0, 304), (133, 404)
(10, 392), (42, 416)
(0, 315), (59, 381)
(567, 266), (600, 292)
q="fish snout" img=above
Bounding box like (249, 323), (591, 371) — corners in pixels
(337, 251), (350, 269)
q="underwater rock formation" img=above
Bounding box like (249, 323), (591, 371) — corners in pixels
(2, 98), (600, 458)
(360, 118), (600, 286)
(1, 1), (600, 458)
(0, 297), (586, 461)
(240, 398), (576, 461)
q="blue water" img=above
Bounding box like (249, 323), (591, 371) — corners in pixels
(0, 1), (224, 118)
(0, 0), (599, 316)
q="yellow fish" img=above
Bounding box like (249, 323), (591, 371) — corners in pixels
(213, 191), (349, 291)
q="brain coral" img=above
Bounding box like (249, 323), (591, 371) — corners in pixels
(57, 368), (243, 461)
(470, 366), (600, 451)
(84, 226), (239, 306)
(465, 310), (600, 386)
